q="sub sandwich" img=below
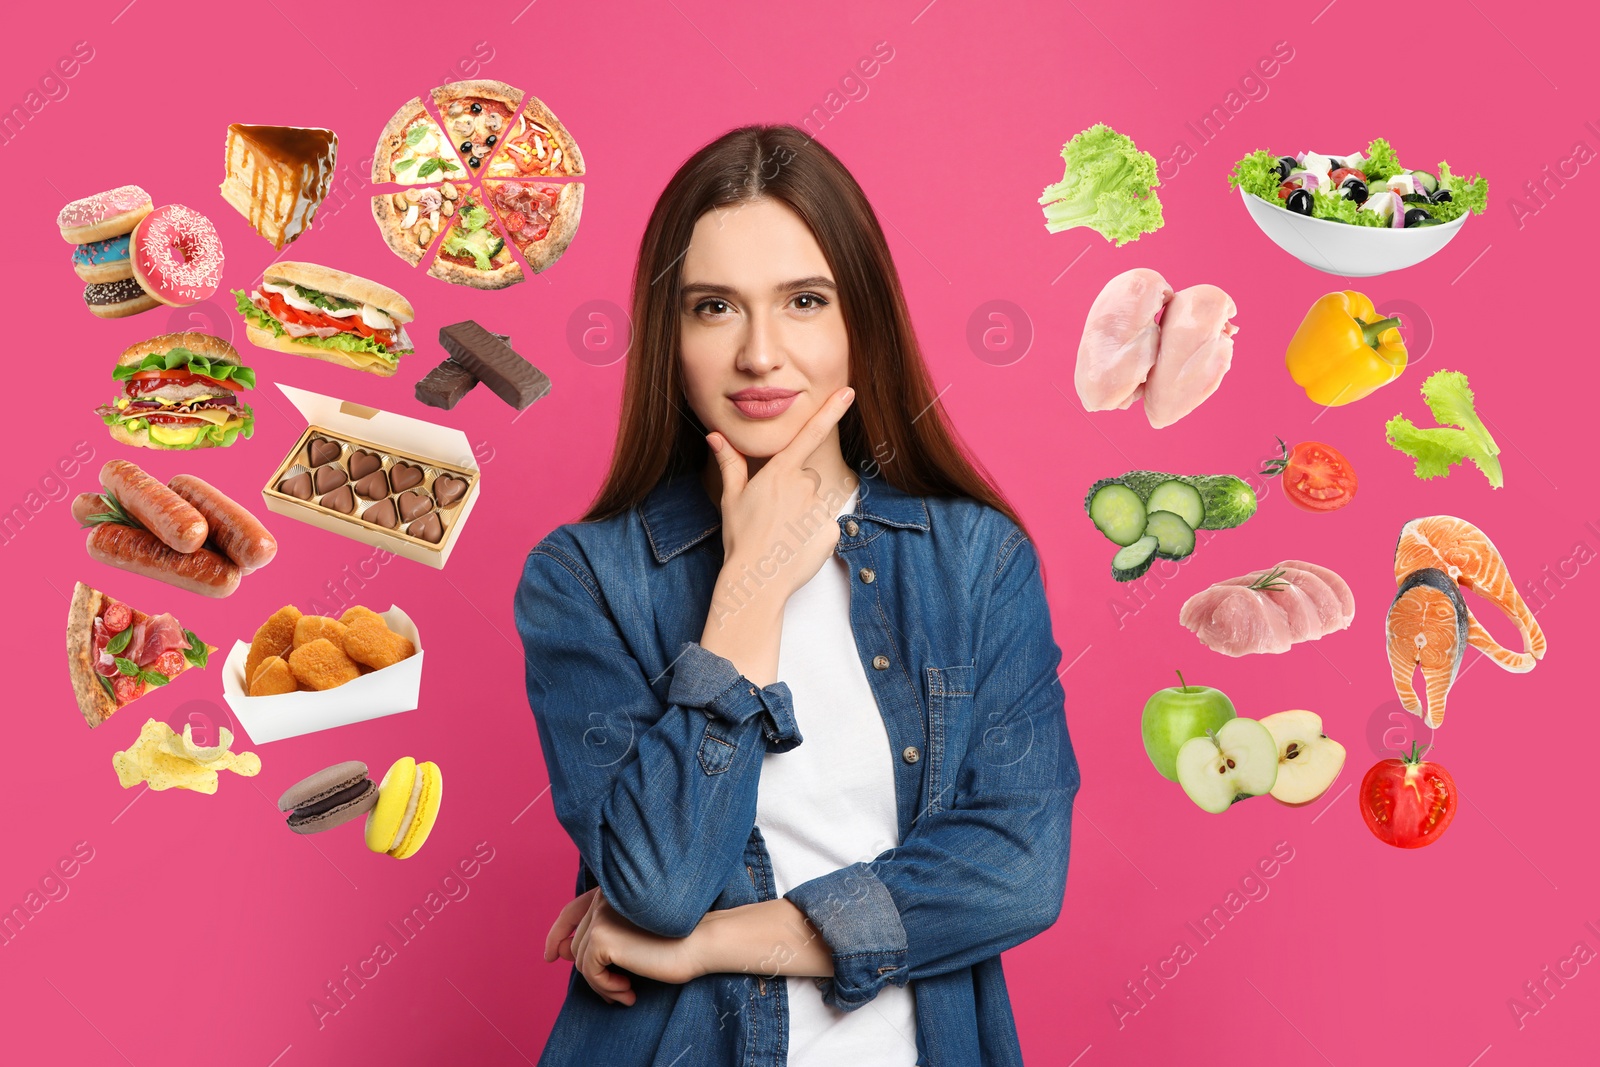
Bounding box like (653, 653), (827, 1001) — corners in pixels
(234, 262), (414, 377)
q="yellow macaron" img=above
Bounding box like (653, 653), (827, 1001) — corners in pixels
(364, 757), (443, 859)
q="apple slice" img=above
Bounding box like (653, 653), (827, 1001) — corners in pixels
(1259, 710), (1346, 805)
(1175, 717), (1278, 814)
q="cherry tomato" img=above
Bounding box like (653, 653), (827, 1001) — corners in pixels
(1281, 440), (1357, 512)
(1359, 743), (1457, 849)
(153, 650), (187, 679)
(113, 674), (142, 704)
(1277, 182), (1297, 200)
(501, 210), (526, 231)
(102, 602), (132, 634)
(1330, 167), (1368, 185)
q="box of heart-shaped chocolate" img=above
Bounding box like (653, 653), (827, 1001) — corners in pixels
(260, 383), (481, 568)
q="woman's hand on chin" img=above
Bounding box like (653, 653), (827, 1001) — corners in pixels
(546, 887), (708, 1004)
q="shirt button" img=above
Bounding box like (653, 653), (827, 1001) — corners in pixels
(858, 567), (876, 583)
(844, 520), (860, 536)
(872, 655), (889, 670)
(902, 746), (920, 764)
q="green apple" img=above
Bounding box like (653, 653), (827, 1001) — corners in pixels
(1141, 670), (1236, 781)
(1175, 717), (1279, 814)
(1259, 710), (1346, 805)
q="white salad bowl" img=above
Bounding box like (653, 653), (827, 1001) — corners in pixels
(1238, 187), (1468, 278)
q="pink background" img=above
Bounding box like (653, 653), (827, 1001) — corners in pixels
(4, 1), (1596, 1064)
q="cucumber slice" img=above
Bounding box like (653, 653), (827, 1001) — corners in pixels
(1144, 510), (1196, 560)
(1146, 480), (1204, 530)
(1111, 536), (1159, 582)
(1085, 482), (1147, 547)
(1410, 169), (1438, 195)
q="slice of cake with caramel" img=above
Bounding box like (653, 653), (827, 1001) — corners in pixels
(221, 125), (339, 250)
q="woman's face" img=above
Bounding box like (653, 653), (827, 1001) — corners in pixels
(678, 197), (849, 459)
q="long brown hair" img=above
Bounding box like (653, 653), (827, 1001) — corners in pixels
(581, 124), (1025, 536)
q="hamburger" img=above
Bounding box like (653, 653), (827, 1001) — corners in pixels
(233, 262), (414, 376)
(98, 333), (256, 450)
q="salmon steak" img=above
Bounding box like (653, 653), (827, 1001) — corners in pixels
(1386, 568), (1469, 727)
(1393, 515), (1545, 673)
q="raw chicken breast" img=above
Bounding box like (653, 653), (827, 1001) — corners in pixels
(1075, 268), (1172, 411)
(1178, 585), (1292, 657)
(1272, 566), (1349, 634)
(1279, 558), (1356, 625)
(1143, 284), (1238, 429)
(1217, 573), (1322, 642)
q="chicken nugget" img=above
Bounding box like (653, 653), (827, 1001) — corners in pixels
(293, 616), (350, 650)
(342, 615), (417, 671)
(288, 638), (361, 691)
(247, 606), (303, 684)
(248, 656), (299, 697)
(339, 606), (386, 628)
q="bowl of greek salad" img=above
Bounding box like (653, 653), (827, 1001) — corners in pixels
(1229, 139), (1488, 277)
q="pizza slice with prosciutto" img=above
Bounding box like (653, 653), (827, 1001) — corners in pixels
(67, 582), (215, 728)
(483, 180), (584, 274)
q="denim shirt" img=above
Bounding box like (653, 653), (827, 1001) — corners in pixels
(513, 468), (1080, 1067)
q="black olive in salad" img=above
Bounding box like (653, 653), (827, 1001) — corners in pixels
(1286, 189), (1314, 216)
(1403, 208), (1432, 228)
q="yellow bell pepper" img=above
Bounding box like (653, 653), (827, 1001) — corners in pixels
(1285, 291), (1407, 406)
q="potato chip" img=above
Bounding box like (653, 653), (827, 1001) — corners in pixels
(112, 719), (261, 793)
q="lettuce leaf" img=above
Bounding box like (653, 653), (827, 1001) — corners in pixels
(111, 347), (256, 389)
(1385, 370), (1503, 488)
(1040, 124), (1164, 246)
(1310, 187), (1386, 226)
(234, 289), (285, 337)
(1228, 149), (1283, 202)
(1424, 161), (1489, 223)
(1361, 138), (1405, 181)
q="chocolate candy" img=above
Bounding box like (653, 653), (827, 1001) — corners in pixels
(348, 450), (383, 479)
(307, 437), (341, 466)
(408, 513), (444, 543)
(390, 463), (424, 492)
(278, 471), (312, 500)
(320, 485), (355, 514)
(397, 490), (433, 522)
(315, 465), (348, 493)
(437, 321), (551, 411)
(353, 470), (389, 499)
(415, 359), (478, 411)
(361, 499), (398, 529)
(433, 475), (467, 508)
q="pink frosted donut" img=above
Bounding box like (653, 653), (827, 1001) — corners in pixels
(57, 184), (153, 244)
(130, 205), (225, 307)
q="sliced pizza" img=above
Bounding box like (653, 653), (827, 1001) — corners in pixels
(431, 79), (524, 177)
(427, 191), (523, 289)
(371, 97), (468, 185)
(67, 582), (215, 728)
(371, 182), (462, 267)
(483, 180), (584, 274)
(485, 96), (584, 178)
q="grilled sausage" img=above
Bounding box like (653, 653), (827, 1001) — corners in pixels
(86, 524), (241, 598)
(166, 474), (278, 573)
(99, 460), (207, 553)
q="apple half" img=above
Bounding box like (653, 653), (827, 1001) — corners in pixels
(1175, 717), (1278, 814)
(1259, 710), (1346, 805)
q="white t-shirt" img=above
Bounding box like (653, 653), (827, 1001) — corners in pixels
(758, 489), (919, 1066)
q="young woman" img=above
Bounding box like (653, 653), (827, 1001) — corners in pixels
(514, 124), (1079, 1067)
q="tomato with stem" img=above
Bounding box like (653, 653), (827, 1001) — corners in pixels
(1358, 742), (1457, 849)
(1261, 437), (1358, 513)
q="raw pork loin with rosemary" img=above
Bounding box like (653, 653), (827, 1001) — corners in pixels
(1180, 561), (1355, 656)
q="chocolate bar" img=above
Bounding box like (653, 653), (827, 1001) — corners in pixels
(437, 321), (550, 411)
(415, 359), (478, 411)
(414, 333), (509, 411)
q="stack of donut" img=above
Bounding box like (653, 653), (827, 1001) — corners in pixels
(56, 186), (226, 319)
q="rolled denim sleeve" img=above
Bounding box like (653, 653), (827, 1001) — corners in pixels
(666, 641), (803, 752)
(784, 527), (1078, 1011)
(515, 539), (803, 938)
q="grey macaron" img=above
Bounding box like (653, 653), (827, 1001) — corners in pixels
(278, 761), (379, 834)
